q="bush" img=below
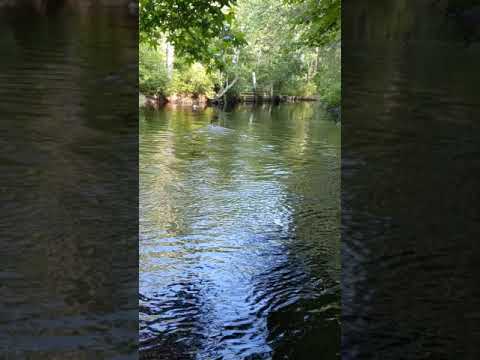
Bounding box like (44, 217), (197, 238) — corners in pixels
(169, 63), (215, 98)
(140, 44), (216, 99)
(139, 44), (169, 96)
(319, 81), (340, 109)
(312, 44), (341, 108)
(297, 81), (318, 97)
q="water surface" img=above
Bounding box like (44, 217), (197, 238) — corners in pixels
(0, 5), (138, 358)
(342, 2), (480, 359)
(140, 103), (340, 359)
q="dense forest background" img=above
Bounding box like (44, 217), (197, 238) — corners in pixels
(139, 0), (341, 108)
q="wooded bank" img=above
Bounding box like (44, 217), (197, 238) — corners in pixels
(141, 92), (319, 109)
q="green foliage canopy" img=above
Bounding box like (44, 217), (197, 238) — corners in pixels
(170, 63), (216, 97)
(140, 0), (245, 67)
(139, 0), (341, 106)
(286, 0), (341, 46)
(139, 43), (169, 95)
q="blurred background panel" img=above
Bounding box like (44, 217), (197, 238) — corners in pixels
(0, 1), (138, 359)
(342, 1), (480, 359)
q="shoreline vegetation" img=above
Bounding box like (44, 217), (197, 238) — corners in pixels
(139, 0), (341, 113)
(139, 92), (320, 108)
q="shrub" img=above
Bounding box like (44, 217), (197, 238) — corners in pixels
(319, 81), (340, 109)
(139, 44), (169, 96)
(169, 63), (215, 98)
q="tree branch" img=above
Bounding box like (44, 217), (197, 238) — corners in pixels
(215, 75), (239, 99)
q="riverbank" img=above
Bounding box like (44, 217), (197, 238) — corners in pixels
(212, 93), (319, 105)
(139, 93), (323, 110)
(139, 94), (208, 109)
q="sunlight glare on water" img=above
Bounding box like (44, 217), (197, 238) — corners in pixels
(140, 103), (340, 359)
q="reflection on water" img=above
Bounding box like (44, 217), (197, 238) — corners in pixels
(343, 2), (480, 359)
(140, 103), (340, 359)
(0, 5), (138, 359)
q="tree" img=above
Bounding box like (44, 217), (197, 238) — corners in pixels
(230, 0), (320, 96)
(139, 0), (244, 66)
(139, 0), (341, 106)
(286, 0), (341, 47)
(139, 43), (169, 96)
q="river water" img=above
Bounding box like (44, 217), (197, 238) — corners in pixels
(139, 103), (340, 359)
(342, 2), (480, 359)
(0, 5), (138, 359)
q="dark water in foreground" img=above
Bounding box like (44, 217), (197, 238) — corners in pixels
(140, 103), (340, 359)
(342, 2), (480, 359)
(0, 6), (138, 359)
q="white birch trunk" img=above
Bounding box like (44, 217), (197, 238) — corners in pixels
(165, 42), (174, 79)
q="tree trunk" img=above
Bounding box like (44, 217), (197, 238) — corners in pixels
(165, 42), (174, 79)
(215, 75), (239, 100)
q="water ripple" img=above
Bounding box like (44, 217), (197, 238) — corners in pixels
(140, 103), (340, 358)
